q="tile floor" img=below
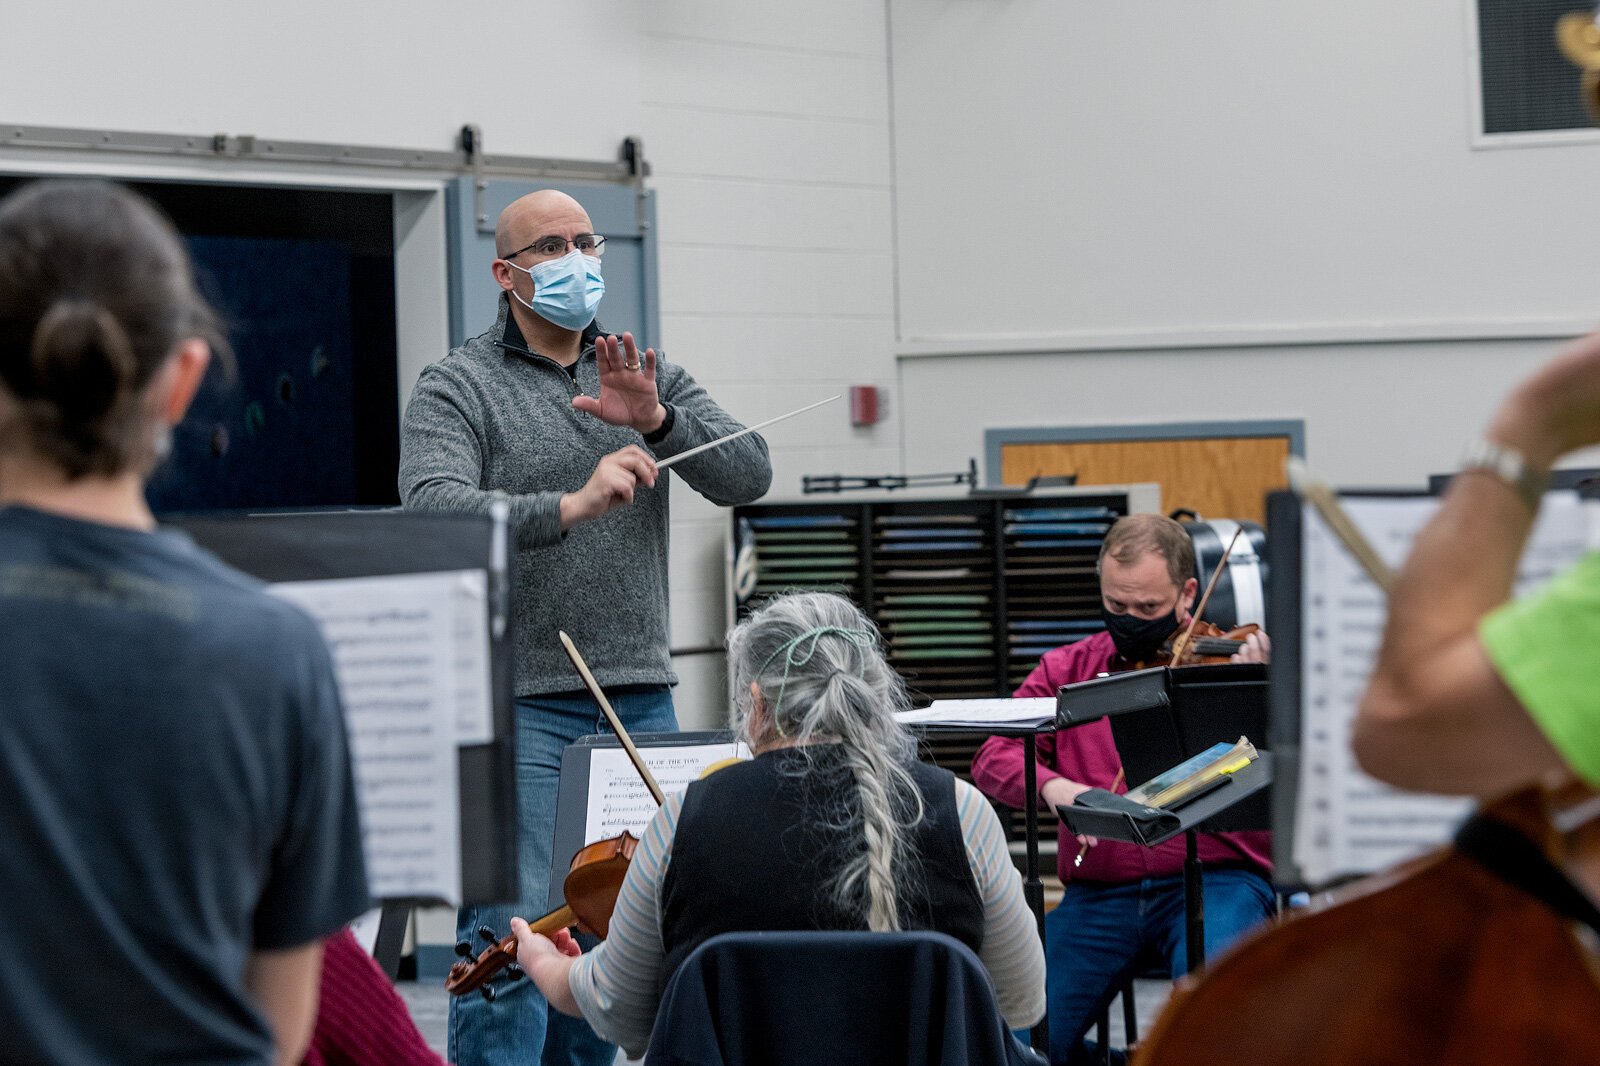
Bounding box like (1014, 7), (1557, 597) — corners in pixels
(393, 977), (1172, 1063)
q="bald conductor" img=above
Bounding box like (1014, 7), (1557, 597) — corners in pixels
(398, 190), (772, 1066)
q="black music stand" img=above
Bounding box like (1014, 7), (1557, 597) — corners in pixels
(172, 510), (520, 979)
(1054, 663), (1272, 972)
(908, 720), (1054, 1057)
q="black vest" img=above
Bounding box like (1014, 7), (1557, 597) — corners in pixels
(659, 746), (985, 991)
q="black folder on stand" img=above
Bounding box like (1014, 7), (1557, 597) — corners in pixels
(1053, 755), (1274, 848)
(1055, 662), (1271, 837)
(1053, 662), (1273, 972)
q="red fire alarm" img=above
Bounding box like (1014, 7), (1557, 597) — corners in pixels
(849, 385), (881, 427)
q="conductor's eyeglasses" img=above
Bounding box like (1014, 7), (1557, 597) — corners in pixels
(502, 233), (607, 260)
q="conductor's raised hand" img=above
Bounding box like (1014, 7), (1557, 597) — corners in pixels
(573, 332), (668, 434)
(560, 445), (658, 531)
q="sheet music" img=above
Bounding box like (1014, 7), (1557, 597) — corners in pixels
(1294, 492), (1591, 886)
(450, 570), (494, 744)
(894, 698), (1056, 729)
(272, 571), (465, 904)
(584, 742), (749, 843)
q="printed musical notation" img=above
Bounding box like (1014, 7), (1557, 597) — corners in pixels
(450, 570), (494, 744)
(584, 742), (748, 844)
(1294, 492), (1590, 886)
(273, 570), (479, 904)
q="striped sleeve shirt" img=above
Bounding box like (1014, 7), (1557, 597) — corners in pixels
(568, 779), (1047, 1058)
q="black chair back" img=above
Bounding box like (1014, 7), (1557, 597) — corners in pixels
(644, 930), (1044, 1066)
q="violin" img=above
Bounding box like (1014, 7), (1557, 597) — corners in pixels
(1132, 785), (1600, 1064)
(1131, 620), (1262, 670)
(446, 631), (669, 999)
(445, 831), (640, 997)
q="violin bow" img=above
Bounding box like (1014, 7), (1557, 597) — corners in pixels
(558, 631), (667, 807)
(1285, 457), (1395, 594)
(1171, 527), (1243, 664)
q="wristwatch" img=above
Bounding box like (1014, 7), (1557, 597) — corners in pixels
(1459, 438), (1548, 510)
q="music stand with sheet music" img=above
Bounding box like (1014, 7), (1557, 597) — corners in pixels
(548, 730), (745, 913)
(902, 719), (1055, 1057)
(1055, 662), (1272, 972)
(169, 509), (519, 976)
(1261, 485), (1592, 890)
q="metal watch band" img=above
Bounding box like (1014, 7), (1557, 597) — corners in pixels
(1459, 438), (1549, 509)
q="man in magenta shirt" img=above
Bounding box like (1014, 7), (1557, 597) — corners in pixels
(971, 514), (1274, 1065)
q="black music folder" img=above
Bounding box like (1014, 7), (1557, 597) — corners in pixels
(1057, 755), (1274, 849)
(1056, 662), (1272, 837)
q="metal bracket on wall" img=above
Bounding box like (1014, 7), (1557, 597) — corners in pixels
(460, 123), (491, 234)
(621, 135), (652, 234)
(0, 122), (650, 195)
(457, 126), (651, 236)
(454, 126), (646, 235)
(802, 460), (982, 495)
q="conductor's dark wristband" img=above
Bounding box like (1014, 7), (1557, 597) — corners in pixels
(643, 404), (676, 445)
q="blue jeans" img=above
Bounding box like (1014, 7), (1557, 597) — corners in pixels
(1045, 868), (1274, 1066)
(449, 686), (678, 1066)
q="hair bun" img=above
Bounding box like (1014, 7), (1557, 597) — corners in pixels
(27, 296), (139, 420)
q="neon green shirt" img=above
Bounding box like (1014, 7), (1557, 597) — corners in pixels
(1479, 550), (1600, 787)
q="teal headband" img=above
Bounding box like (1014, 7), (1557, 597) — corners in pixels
(756, 625), (877, 730)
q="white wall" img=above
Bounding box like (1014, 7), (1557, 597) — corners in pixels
(17, 0), (1582, 704)
(888, 0), (1600, 352)
(0, 0), (905, 732)
(637, 2), (902, 728)
(0, 1), (641, 162)
(887, 0), (1600, 493)
(902, 336), (1600, 494)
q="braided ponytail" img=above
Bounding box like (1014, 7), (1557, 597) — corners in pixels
(728, 591), (926, 931)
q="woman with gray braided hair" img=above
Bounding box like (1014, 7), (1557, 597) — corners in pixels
(512, 590), (1045, 1057)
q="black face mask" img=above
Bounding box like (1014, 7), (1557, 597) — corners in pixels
(1101, 606), (1180, 663)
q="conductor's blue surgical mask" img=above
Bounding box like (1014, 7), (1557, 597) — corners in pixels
(505, 249), (605, 331)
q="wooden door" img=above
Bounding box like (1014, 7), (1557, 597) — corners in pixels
(999, 435), (1291, 525)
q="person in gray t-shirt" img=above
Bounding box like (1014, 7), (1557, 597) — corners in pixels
(0, 179), (369, 1065)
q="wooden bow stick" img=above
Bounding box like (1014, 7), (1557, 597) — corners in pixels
(559, 631), (666, 806)
(1285, 456), (1395, 594)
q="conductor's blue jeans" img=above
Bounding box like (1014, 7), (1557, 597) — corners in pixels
(449, 686), (677, 1066)
(1046, 868), (1274, 1066)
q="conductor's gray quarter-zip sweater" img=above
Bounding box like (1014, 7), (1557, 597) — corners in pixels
(399, 297), (772, 697)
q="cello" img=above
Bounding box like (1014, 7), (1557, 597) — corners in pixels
(1133, 782), (1600, 1064)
